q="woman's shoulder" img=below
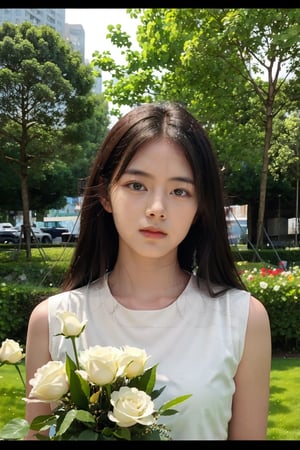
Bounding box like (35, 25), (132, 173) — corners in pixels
(28, 297), (49, 337)
(190, 274), (250, 303)
(50, 277), (105, 300)
(183, 275), (251, 324)
(248, 294), (270, 331)
(47, 276), (107, 311)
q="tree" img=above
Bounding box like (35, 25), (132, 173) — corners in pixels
(92, 8), (300, 248)
(0, 93), (110, 221)
(64, 92), (110, 188)
(0, 21), (96, 258)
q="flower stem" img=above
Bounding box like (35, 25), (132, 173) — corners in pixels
(71, 337), (80, 369)
(15, 364), (25, 389)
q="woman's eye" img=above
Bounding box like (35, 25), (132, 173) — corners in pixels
(128, 182), (145, 191)
(173, 188), (188, 197)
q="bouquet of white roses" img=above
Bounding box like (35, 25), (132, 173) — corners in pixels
(0, 311), (191, 441)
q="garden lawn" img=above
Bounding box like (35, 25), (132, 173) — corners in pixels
(268, 357), (300, 440)
(0, 363), (25, 428)
(0, 358), (300, 440)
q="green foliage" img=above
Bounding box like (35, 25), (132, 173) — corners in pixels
(92, 8), (300, 247)
(0, 282), (58, 343)
(232, 248), (300, 267)
(92, 8), (300, 122)
(268, 112), (300, 181)
(0, 246), (72, 342)
(238, 261), (300, 351)
(2, 245), (300, 350)
(0, 246), (73, 286)
(0, 21), (109, 245)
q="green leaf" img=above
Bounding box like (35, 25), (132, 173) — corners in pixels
(75, 428), (99, 440)
(112, 426), (131, 440)
(101, 426), (114, 437)
(160, 408), (178, 416)
(34, 432), (52, 440)
(66, 355), (90, 409)
(30, 414), (56, 431)
(158, 394), (192, 414)
(151, 386), (166, 400)
(128, 364), (157, 394)
(69, 371), (90, 409)
(0, 418), (29, 440)
(55, 409), (95, 437)
(65, 353), (77, 377)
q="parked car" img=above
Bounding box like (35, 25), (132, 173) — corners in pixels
(0, 222), (19, 232)
(40, 226), (69, 240)
(30, 226), (52, 244)
(61, 220), (80, 243)
(61, 230), (79, 243)
(16, 225), (53, 244)
(0, 230), (20, 244)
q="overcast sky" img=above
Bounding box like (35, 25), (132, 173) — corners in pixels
(65, 8), (139, 63)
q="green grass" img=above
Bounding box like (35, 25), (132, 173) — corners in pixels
(268, 357), (300, 440)
(0, 358), (300, 440)
(0, 363), (26, 428)
(0, 245), (74, 263)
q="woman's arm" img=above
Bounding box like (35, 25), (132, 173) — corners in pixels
(228, 295), (272, 440)
(24, 298), (52, 440)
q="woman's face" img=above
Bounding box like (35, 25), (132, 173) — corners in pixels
(102, 137), (198, 261)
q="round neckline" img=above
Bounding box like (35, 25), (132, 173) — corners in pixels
(103, 272), (192, 313)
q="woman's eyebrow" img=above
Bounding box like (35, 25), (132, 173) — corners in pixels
(124, 168), (194, 184)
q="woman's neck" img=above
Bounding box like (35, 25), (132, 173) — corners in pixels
(107, 259), (190, 310)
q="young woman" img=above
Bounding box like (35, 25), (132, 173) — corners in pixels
(25, 101), (271, 440)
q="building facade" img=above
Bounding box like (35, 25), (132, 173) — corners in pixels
(0, 8), (102, 92)
(64, 22), (85, 62)
(0, 8), (65, 35)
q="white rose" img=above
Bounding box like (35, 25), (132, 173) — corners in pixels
(120, 346), (150, 378)
(108, 386), (156, 427)
(0, 338), (25, 364)
(29, 361), (69, 402)
(56, 311), (87, 338)
(79, 345), (122, 385)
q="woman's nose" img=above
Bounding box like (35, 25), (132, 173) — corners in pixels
(145, 198), (166, 219)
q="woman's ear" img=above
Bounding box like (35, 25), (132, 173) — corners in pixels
(98, 175), (112, 212)
(100, 196), (112, 213)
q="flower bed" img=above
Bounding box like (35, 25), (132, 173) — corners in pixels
(239, 262), (300, 352)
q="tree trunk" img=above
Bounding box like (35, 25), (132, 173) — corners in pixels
(256, 108), (273, 249)
(20, 141), (31, 260)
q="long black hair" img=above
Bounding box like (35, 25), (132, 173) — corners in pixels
(62, 101), (246, 295)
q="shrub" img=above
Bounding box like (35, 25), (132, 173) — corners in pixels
(0, 282), (58, 343)
(239, 263), (300, 352)
(1, 247), (300, 352)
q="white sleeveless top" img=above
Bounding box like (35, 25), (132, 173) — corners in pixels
(48, 274), (250, 440)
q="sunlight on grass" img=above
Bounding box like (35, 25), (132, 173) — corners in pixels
(0, 363), (26, 428)
(29, 246), (74, 262)
(267, 358), (300, 440)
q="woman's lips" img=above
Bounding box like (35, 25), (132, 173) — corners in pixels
(139, 229), (167, 238)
